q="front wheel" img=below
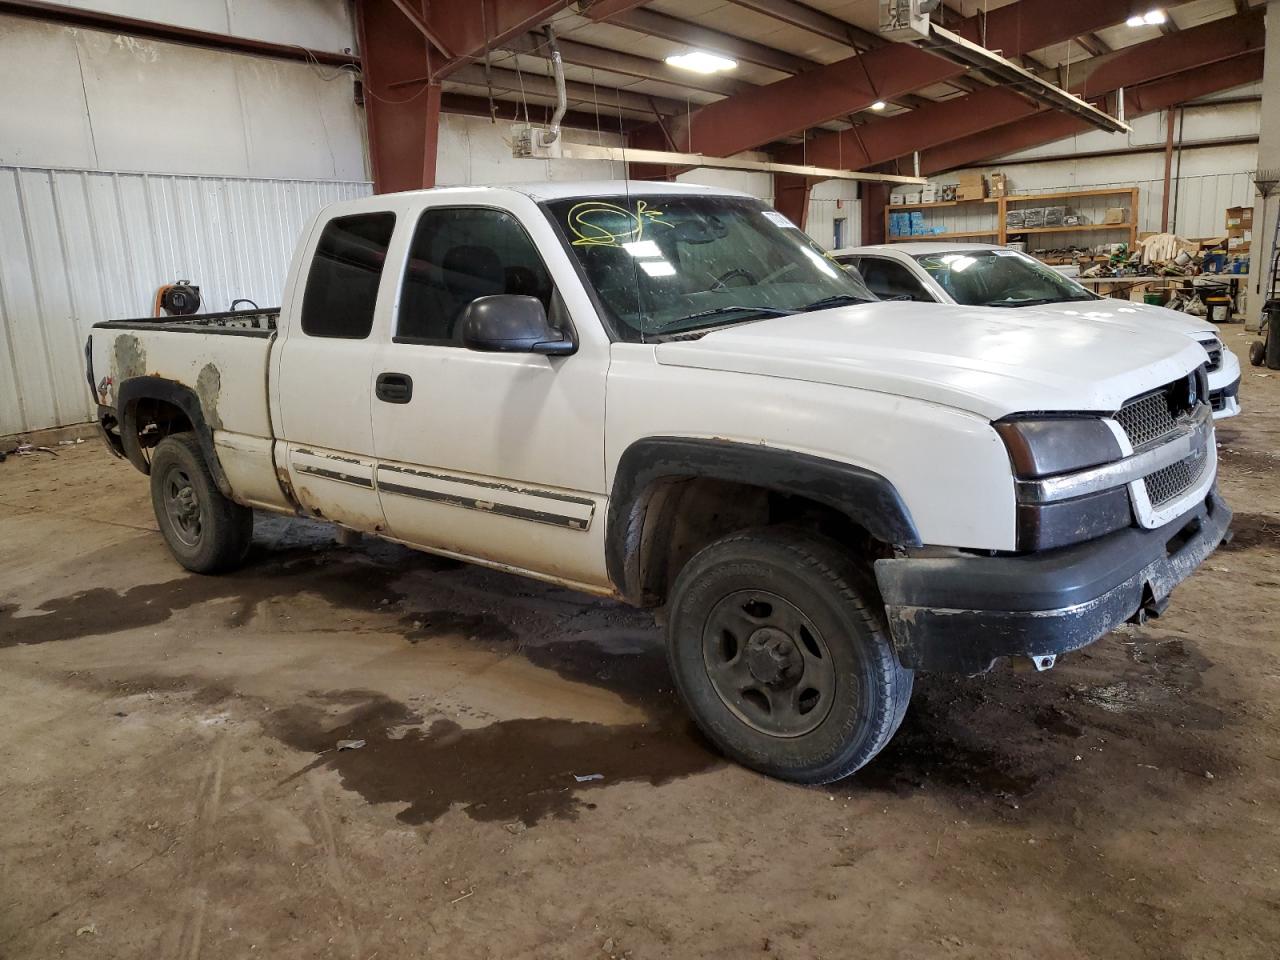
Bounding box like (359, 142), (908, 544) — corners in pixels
(666, 528), (912, 783)
(150, 433), (253, 573)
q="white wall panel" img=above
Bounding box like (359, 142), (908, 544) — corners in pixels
(46, 0), (356, 54)
(0, 165), (371, 436)
(435, 114), (625, 186)
(0, 14), (367, 181)
(807, 180), (860, 250)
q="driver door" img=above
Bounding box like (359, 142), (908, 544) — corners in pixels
(369, 204), (610, 590)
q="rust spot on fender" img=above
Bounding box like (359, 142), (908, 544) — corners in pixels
(275, 463), (298, 507)
(112, 334), (146, 382)
(196, 362), (224, 430)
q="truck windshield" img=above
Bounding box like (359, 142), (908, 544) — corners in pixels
(913, 249), (1097, 308)
(544, 195), (875, 341)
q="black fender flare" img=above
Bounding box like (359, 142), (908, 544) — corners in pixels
(606, 437), (921, 602)
(114, 376), (233, 497)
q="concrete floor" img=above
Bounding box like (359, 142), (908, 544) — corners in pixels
(2, 333), (1278, 960)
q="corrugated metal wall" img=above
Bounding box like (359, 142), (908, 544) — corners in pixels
(0, 164), (371, 436)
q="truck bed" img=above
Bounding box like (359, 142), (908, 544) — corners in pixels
(93, 307), (280, 338)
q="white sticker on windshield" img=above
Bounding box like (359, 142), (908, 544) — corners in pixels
(761, 210), (798, 230)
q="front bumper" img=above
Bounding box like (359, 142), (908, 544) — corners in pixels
(874, 488), (1231, 674)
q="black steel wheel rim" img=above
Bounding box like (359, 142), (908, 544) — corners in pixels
(701, 589), (837, 738)
(163, 465), (203, 547)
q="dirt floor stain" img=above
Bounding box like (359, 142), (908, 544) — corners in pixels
(267, 692), (720, 826)
(0, 537), (449, 649)
(401, 610), (516, 646)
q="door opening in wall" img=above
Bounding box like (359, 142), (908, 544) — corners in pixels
(833, 217), (847, 250)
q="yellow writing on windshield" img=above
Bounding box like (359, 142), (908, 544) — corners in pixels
(566, 200), (670, 247)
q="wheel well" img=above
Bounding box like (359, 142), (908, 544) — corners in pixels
(125, 397), (193, 467)
(635, 477), (889, 607)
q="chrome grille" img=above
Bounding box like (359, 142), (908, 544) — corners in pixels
(1115, 389), (1179, 448)
(1143, 448), (1209, 507)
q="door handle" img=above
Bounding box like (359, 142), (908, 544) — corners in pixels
(375, 372), (413, 404)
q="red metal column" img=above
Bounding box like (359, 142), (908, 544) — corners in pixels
(774, 175), (815, 231)
(357, 0), (436, 193)
(861, 184), (888, 245)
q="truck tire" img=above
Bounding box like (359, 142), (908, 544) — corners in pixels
(666, 528), (913, 783)
(150, 433), (253, 574)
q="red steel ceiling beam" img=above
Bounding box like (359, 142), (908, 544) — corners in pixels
(770, 9), (1264, 175)
(1072, 8), (1264, 98)
(949, 0), (1200, 59)
(425, 0), (576, 80)
(640, 45), (966, 158)
(582, 0), (651, 19)
(918, 51), (1264, 175)
(622, 0), (1209, 163)
(773, 85), (1036, 170)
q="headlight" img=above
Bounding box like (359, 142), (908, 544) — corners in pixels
(993, 417), (1121, 478)
(994, 417), (1131, 551)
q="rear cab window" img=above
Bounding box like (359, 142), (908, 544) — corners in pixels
(300, 212), (397, 339)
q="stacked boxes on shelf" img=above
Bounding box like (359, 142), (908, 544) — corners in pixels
(889, 210), (938, 237)
(1226, 206), (1253, 252)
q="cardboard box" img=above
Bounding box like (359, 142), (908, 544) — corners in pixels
(904, 191), (922, 205)
(921, 183), (938, 203)
(1103, 207), (1128, 224)
(988, 173), (1008, 198)
(1022, 207), (1046, 228)
(890, 193), (906, 205)
(1226, 206), (1254, 229)
(954, 175), (987, 201)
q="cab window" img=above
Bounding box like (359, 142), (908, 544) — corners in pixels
(396, 207), (554, 345)
(856, 257), (933, 302)
(300, 213), (397, 339)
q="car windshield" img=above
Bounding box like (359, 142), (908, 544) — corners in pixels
(543, 194), (876, 341)
(913, 249), (1097, 307)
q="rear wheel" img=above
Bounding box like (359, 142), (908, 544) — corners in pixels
(666, 528), (912, 783)
(150, 433), (252, 573)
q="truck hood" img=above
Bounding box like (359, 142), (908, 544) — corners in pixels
(1012, 298), (1218, 341)
(653, 302), (1209, 420)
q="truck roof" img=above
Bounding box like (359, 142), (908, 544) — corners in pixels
(833, 242), (1002, 257)
(371, 180), (754, 203)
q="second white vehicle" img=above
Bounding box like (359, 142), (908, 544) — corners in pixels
(832, 242), (1241, 419)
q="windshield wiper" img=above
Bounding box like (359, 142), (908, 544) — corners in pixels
(800, 294), (873, 311)
(983, 297), (1057, 308)
(662, 305), (796, 329)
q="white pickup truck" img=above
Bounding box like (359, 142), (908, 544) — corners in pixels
(831, 242), (1242, 418)
(86, 181), (1231, 783)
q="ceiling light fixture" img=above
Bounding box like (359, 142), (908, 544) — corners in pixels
(870, 100), (888, 111)
(665, 50), (738, 74)
(1126, 9), (1166, 26)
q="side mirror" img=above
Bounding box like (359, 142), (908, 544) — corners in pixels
(460, 295), (575, 356)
